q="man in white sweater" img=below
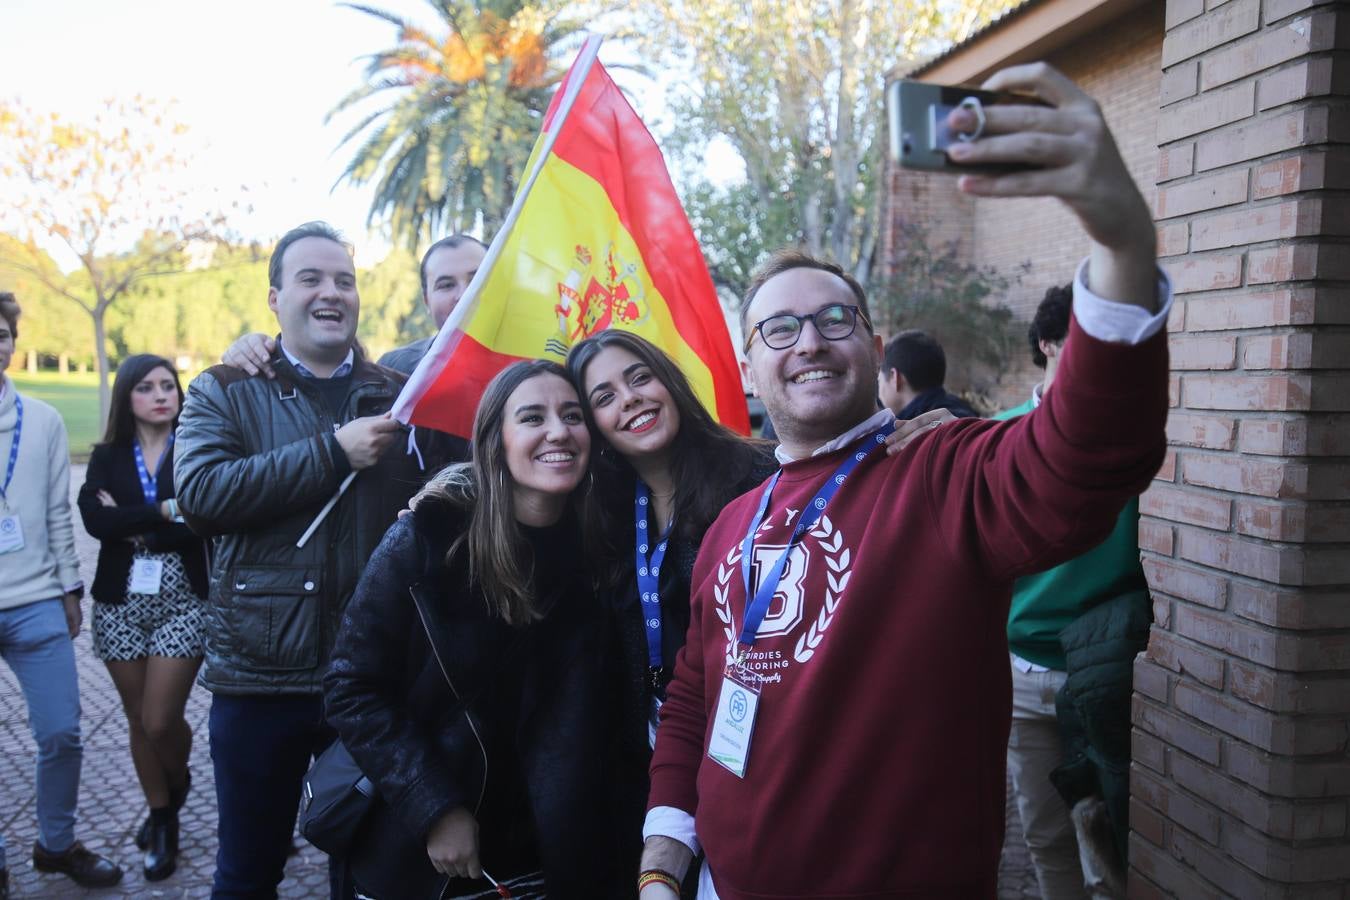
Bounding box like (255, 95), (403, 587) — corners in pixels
(0, 292), (122, 895)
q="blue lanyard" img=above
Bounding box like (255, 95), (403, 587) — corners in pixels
(737, 422), (895, 650)
(0, 395), (22, 509)
(635, 480), (673, 686)
(132, 433), (173, 505)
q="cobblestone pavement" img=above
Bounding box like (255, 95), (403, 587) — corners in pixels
(0, 465), (1041, 898)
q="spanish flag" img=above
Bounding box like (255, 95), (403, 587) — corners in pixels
(392, 35), (750, 437)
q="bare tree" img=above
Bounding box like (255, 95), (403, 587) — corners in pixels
(0, 98), (227, 421)
(622, 0), (1018, 289)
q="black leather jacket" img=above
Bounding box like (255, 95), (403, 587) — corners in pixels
(174, 349), (424, 695)
(324, 495), (610, 898)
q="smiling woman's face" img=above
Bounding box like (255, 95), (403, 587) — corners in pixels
(582, 345), (681, 465)
(501, 372), (591, 515)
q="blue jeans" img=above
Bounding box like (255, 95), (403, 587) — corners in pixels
(208, 693), (341, 899)
(0, 598), (83, 869)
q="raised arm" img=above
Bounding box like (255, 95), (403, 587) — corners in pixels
(948, 62), (1158, 310)
(915, 302), (1168, 582)
(902, 62), (1168, 578)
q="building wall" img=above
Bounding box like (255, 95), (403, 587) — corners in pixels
(976, 0), (1166, 406)
(1130, 0), (1350, 896)
(882, 1), (1165, 408)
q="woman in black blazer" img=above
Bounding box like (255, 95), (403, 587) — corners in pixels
(77, 354), (206, 883)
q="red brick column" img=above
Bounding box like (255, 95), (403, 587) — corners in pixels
(1133, 0), (1350, 896)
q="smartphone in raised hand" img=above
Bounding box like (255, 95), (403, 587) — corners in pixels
(887, 79), (1047, 175)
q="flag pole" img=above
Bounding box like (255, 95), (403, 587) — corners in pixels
(390, 33), (606, 424)
(296, 471), (357, 549)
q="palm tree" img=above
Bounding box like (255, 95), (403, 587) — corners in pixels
(330, 0), (586, 247)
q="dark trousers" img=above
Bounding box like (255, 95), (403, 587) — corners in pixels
(209, 693), (340, 900)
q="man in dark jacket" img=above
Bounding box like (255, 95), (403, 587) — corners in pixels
(221, 234), (488, 469)
(876, 329), (979, 420)
(174, 221), (424, 899)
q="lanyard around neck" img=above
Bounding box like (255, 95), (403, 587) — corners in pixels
(0, 395), (22, 509)
(635, 480), (674, 685)
(133, 432), (174, 506)
(736, 422), (895, 655)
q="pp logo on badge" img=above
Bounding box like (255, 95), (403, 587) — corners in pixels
(0, 519), (13, 535)
(729, 689), (748, 723)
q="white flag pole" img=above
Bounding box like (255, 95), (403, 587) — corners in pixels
(390, 33), (605, 423)
(298, 35), (605, 548)
(296, 471), (356, 549)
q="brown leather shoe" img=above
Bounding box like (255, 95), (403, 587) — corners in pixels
(32, 840), (124, 888)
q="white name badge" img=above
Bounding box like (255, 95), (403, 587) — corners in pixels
(129, 557), (164, 595)
(0, 515), (24, 554)
(707, 670), (762, 779)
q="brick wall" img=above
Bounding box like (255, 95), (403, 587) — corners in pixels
(1132, 0), (1350, 896)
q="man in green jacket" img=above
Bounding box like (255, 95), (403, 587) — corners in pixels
(996, 283), (1148, 900)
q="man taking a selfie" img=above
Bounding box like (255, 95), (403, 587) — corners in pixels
(637, 62), (1170, 899)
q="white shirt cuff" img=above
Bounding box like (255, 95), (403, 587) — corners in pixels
(1072, 259), (1173, 345)
(643, 805), (700, 857)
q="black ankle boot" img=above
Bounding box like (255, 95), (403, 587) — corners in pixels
(135, 814), (151, 850)
(143, 808), (178, 882)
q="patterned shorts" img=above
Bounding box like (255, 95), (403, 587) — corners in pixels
(92, 551), (206, 661)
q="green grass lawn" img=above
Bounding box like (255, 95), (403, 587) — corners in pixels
(9, 371), (103, 462)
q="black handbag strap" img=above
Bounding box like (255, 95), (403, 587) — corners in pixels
(408, 584), (530, 715)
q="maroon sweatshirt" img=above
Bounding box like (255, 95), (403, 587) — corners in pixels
(648, 317), (1167, 898)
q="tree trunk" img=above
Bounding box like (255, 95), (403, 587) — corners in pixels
(93, 311), (111, 428)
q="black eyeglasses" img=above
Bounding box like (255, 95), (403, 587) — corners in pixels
(745, 304), (870, 352)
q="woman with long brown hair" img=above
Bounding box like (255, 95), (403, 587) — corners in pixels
(77, 353), (206, 883)
(324, 359), (606, 899)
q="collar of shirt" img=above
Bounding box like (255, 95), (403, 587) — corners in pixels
(280, 343), (354, 379)
(1031, 382), (1044, 409)
(0, 375), (7, 406)
(774, 408), (895, 465)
